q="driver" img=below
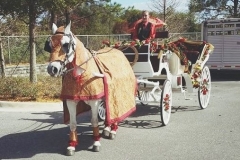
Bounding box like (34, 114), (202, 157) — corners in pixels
(132, 11), (156, 43)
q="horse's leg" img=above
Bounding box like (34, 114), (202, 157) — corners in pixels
(103, 119), (118, 140)
(86, 100), (101, 152)
(109, 122), (118, 140)
(102, 124), (111, 138)
(66, 100), (78, 156)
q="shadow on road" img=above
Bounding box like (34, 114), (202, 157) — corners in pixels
(118, 104), (202, 129)
(0, 110), (106, 159)
(0, 126), (96, 159)
(211, 70), (240, 81)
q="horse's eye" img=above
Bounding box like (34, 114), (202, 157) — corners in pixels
(62, 43), (70, 53)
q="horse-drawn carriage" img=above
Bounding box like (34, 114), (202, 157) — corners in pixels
(44, 21), (214, 155)
(98, 31), (214, 126)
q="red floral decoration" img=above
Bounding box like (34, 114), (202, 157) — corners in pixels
(200, 79), (209, 95)
(163, 94), (170, 111)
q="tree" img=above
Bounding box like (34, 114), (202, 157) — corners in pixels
(150, 0), (180, 22)
(0, 0), (111, 82)
(0, 35), (6, 78)
(189, 0), (240, 20)
(0, 0), (47, 82)
(149, 0), (194, 33)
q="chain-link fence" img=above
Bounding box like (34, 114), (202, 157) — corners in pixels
(0, 32), (201, 65)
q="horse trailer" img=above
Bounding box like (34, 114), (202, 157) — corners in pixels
(202, 18), (240, 70)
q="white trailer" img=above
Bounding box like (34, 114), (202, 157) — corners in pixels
(202, 18), (240, 70)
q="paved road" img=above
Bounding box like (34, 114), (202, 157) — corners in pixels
(0, 70), (240, 160)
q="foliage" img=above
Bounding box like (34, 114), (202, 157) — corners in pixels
(188, 0), (240, 19)
(148, 0), (199, 33)
(0, 75), (62, 101)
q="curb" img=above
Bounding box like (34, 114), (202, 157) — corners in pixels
(0, 101), (63, 112)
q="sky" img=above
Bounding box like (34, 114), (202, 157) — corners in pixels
(111, 0), (190, 12)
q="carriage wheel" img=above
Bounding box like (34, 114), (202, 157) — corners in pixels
(118, 45), (139, 67)
(198, 66), (211, 109)
(160, 80), (172, 126)
(137, 90), (150, 105)
(98, 100), (106, 121)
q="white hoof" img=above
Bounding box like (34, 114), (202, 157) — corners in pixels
(93, 145), (101, 152)
(102, 126), (111, 138)
(109, 131), (116, 140)
(92, 141), (101, 152)
(66, 146), (75, 156)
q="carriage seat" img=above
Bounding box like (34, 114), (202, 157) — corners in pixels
(122, 31), (169, 77)
(155, 31), (169, 39)
(122, 44), (155, 77)
(180, 41), (205, 65)
(168, 40), (206, 75)
(130, 31), (169, 40)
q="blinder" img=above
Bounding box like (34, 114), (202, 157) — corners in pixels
(62, 35), (75, 57)
(44, 36), (52, 53)
(62, 43), (70, 54)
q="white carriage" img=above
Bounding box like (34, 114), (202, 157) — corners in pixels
(98, 31), (214, 126)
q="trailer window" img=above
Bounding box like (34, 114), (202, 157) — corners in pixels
(224, 24), (234, 28)
(207, 31), (215, 36)
(236, 30), (240, 35)
(216, 24), (223, 28)
(236, 24), (240, 27)
(224, 30), (234, 35)
(216, 31), (223, 35)
(207, 25), (215, 28)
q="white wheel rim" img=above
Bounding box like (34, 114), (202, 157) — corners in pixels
(199, 66), (211, 109)
(161, 80), (172, 125)
(139, 91), (150, 105)
(98, 101), (105, 120)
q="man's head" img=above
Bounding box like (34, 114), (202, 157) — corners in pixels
(142, 11), (150, 23)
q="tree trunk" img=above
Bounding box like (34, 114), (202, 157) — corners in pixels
(65, 7), (70, 25)
(29, 0), (37, 83)
(233, 0), (238, 18)
(50, 10), (58, 27)
(0, 36), (6, 78)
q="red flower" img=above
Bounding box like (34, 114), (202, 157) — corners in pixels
(115, 43), (120, 48)
(145, 39), (150, 44)
(130, 41), (136, 46)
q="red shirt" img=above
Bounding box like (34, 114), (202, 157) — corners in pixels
(132, 21), (156, 42)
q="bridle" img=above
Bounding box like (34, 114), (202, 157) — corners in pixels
(45, 32), (115, 76)
(59, 33), (94, 76)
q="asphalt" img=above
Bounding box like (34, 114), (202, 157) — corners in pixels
(0, 100), (63, 112)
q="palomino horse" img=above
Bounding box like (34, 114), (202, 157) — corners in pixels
(44, 22), (136, 155)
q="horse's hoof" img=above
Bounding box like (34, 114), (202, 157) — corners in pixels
(66, 149), (75, 156)
(102, 130), (110, 138)
(93, 145), (100, 152)
(109, 133), (116, 140)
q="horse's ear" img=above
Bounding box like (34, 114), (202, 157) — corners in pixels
(52, 23), (58, 34)
(64, 21), (71, 34)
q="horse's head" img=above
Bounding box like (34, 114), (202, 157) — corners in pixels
(44, 21), (77, 77)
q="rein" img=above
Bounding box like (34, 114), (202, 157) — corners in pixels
(63, 47), (115, 75)
(63, 48), (93, 74)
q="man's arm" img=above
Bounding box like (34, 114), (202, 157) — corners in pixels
(145, 23), (156, 42)
(132, 24), (140, 41)
(150, 24), (156, 39)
